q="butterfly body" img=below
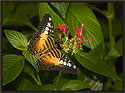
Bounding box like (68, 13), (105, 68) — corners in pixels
(28, 14), (77, 74)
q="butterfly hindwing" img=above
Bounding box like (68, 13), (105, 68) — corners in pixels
(56, 50), (77, 74)
(36, 49), (77, 74)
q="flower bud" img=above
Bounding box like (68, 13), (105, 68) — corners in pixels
(80, 40), (82, 44)
(83, 40), (85, 43)
(82, 24), (84, 27)
(67, 31), (69, 36)
(60, 44), (63, 47)
(62, 38), (64, 42)
(77, 38), (79, 43)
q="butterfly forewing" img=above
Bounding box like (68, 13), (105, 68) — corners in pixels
(28, 14), (54, 55)
(28, 13), (77, 74)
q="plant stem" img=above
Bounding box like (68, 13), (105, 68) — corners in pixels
(55, 71), (62, 89)
(107, 3), (115, 49)
(36, 72), (42, 86)
(104, 3), (116, 90)
(90, 6), (106, 17)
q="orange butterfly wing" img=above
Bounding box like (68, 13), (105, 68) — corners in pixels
(28, 14), (77, 74)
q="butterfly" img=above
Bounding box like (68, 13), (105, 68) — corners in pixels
(28, 14), (77, 74)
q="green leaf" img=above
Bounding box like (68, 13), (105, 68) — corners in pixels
(111, 80), (123, 91)
(39, 3), (64, 27)
(75, 52), (120, 80)
(99, 19), (122, 39)
(41, 84), (56, 91)
(2, 3), (38, 31)
(77, 68), (103, 91)
(3, 54), (25, 86)
(3, 13), (37, 31)
(4, 30), (28, 51)
(15, 3), (39, 19)
(88, 42), (104, 59)
(24, 61), (41, 85)
(22, 50), (39, 72)
(51, 3), (69, 18)
(2, 2), (16, 22)
(107, 37), (123, 58)
(53, 75), (70, 90)
(17, 73), (40, 91)
(61, 80), (90, 90)
(65, 3), (103, 49)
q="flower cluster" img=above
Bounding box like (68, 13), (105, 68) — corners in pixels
(54, 24), (92, 55)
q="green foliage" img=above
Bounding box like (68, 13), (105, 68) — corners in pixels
(4, 30), (28, 50)
(39, 3), (64, 27)
(3, 54), (24, 86)
(22, 50), (39, 72)
(107, 37), (123, 59)
(2, 2), (123, 91)
(75, 51), (119, 80)
(65, 3), (103, 49)
(51, 2), (69, 18)
(61, 80), (90, 90)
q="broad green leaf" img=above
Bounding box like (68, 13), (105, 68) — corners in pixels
(2, 2), (16, 23)
(75, 52), (120, 80)
(65, 3), (103, 49)
(107, 37), (123, 58)
(3, 13), (37, 31)
(88, 42), (104, 59)
(51, 3), (69, 18)
(39, 3), (64, 27)
(111, 80), (123, 91)
(77, 68), (103, 91)
(24, 61), (41, 85)
(3, 54), (24, 86)
(4, 30), (28, 50)
(61, 80), (90, 90)
(3, 3), (37, 31)
(15, 3), (39, 19)
(41, 84), (56, 91)
(53, 74), (69, 90)
(17, 73), (40, 91)
(99, 19), (122, 39)
(22, 50), (39, 72)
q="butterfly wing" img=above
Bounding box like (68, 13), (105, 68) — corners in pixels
(56, 50), (77, 74)
(38, 14), (55, 37)
(37, 49), (77, 74)
(28, 13), (77, 74)
(28, 14), (54, 55)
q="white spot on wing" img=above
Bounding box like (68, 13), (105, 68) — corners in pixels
(63, 61), (66, 65)
(59, 60), (63, 64)
(49, 17), (52, 21)
(45, 27), (49, 31)
(68, 63), (71, 67)
(43, 31), (48, 35)
(73, 65), (76, 69)
(47, 22), (51, 27)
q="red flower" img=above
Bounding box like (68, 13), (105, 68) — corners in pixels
(58, 24), (65, 31)
(75, 26), (82, 33)
(75, 33), (83, 39)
